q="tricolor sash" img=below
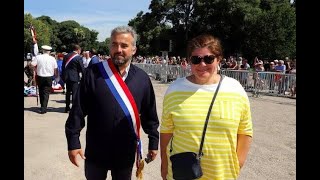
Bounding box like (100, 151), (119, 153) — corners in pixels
(65, 53), (79, 68)
(97, 59), (143, 170)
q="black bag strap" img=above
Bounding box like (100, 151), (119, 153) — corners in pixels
(198, 74), (224, 158)
(170, 74), (224, 158)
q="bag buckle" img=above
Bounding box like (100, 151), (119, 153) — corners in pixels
(197, 152), (204, 159)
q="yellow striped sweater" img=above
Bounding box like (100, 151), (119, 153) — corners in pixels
(160, 76), (253, 180)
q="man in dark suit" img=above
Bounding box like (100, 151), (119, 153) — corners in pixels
(88, 48), (100, 67)
(65, 26), (159, 180)
(62, 44), (84, 113)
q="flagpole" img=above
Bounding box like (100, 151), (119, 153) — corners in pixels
(30, 25), (39, 106)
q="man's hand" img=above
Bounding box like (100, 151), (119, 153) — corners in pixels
(146, 150), (158, 162)
(68, 149), (86, 167)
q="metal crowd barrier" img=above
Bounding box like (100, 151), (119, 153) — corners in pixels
(133, 63), (296, 98)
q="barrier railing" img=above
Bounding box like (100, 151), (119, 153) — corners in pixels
(133, 63), (296, 98)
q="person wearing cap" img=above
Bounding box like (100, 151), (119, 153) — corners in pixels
(31, 45), (58, 114)
(62, 44), (85, 113)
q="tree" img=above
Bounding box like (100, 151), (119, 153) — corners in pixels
(24, 13), (51, 54)
(245, 1), (296, 60)
(97, 38), (110, 55)
(25, 0), (296, 60)
(57, 20), (84, 51)
(129, 1), (174, 56)
(36, 15), (61, 51)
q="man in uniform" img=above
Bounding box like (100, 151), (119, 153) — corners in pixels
(31, 45), (58, 114)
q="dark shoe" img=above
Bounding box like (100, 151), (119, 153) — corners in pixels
(38, 108), (47, 114)
(64, 107), (70, 113)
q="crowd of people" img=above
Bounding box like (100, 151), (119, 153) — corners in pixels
(24, 41), (111, 113)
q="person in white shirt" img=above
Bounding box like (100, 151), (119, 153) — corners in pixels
(82, 51), (91, 68)
(31, 45), (58, 114)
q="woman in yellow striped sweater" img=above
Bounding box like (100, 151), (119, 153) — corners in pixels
(160, 34), (253, 180)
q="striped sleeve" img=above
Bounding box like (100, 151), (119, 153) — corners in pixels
(160, 93), (174, 133)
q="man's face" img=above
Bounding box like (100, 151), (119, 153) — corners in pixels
(110, 32), (136, 66)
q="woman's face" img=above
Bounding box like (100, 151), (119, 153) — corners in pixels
(190, 47), (219, 81)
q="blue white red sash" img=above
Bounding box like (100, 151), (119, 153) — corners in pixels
(97, 59), (143, 169)
(65, 53), (79, 68)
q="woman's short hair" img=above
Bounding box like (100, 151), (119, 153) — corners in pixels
(187, 34), (223, 62)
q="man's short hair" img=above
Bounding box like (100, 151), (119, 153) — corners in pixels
(72, 44), (81, 51)
(110, 26), (137, 47)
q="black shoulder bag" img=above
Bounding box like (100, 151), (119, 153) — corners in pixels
(169, 75), (224, 180)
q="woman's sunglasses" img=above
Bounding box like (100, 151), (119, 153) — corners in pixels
(190, 55), (216, 64)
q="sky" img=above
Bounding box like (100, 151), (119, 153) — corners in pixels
(24, 0), (151, 42)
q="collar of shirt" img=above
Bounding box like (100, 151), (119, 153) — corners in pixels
(121, 63), (131, 81)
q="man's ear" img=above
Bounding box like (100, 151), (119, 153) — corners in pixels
(132, 46), (137, 55)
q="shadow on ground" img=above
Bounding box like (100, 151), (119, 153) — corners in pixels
(51, 99), (65, 104)
(24, 107), (66, 113)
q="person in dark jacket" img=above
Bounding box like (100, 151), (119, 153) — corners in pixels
(65, 26), (159, 180)
(62, 44), (85, 113)
(88, 48), (100, 67)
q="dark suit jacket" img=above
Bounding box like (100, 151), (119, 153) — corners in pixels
(88, 55), (100, 67)
(62, 52), (84, 82)
(65, 61), (159, 168)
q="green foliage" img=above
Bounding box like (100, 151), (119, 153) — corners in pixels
(24, 14), (103, 55)
(36, 16), (61, 51)
(244, 1), (296, 60)
(25, 0), (296, 61)
(128, 0), (295, 61)
(97, 39), (110, 55)
(24, 13), (51, 54)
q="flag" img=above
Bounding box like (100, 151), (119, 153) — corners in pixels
(29, 24), (39, 106)
(30, 25), (37, 41)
